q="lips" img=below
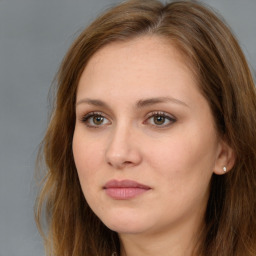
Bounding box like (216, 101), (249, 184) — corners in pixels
(103, 179), (151, 200)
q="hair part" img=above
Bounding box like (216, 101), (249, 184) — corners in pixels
(35, 1), (256, 255)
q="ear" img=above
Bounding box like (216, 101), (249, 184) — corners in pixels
(213, 139), (236, 175)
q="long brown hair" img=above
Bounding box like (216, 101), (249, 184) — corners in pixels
(35, 1), (256, 255)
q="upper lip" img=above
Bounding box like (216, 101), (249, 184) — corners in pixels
(104, 179), (151, 189)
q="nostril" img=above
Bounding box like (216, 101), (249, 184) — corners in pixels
(107, 160), (134, 169)
(124, 161), (132, 164)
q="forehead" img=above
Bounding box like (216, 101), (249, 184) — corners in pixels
(77, 35), (197, 95)
(86, 35), (189, 69)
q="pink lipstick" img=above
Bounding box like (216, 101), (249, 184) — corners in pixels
(104, 179), (151, 200)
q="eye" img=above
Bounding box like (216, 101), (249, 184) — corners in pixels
(81, 112), (111, 128)
(145, 112), (176, 127)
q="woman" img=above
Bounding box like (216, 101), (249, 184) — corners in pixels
(35, 0), (256, 255)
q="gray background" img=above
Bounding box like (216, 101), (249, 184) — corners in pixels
(0, 0), (255, 255)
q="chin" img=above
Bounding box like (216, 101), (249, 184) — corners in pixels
(100, 211), (150, 234)
(106, 222), (147, 235)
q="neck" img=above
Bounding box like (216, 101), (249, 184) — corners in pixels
(118, 216), (203, 256)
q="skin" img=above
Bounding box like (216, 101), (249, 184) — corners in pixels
(73, 36), (233, 256)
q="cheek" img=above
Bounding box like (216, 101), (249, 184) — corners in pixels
(146, 125), (218, 187)
(72, 134), (105, 211)
(72, 130), (103, 183)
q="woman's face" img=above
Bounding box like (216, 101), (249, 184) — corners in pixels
(73, 36), (223, 237)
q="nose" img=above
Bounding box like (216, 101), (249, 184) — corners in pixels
(105, 125), (142, 170)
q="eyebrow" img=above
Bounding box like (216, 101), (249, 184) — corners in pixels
(76, 97), (189, 109)
(136, 97), (189, 108)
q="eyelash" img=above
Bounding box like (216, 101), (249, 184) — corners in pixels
(80, 111), (176, 128)
(80, 112), (110, 128)
(144, 111), (176, 128)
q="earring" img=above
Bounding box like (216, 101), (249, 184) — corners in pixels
(223, 166), (227, 173)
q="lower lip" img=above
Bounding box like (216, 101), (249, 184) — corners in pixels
(105, 187), (150, 200)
